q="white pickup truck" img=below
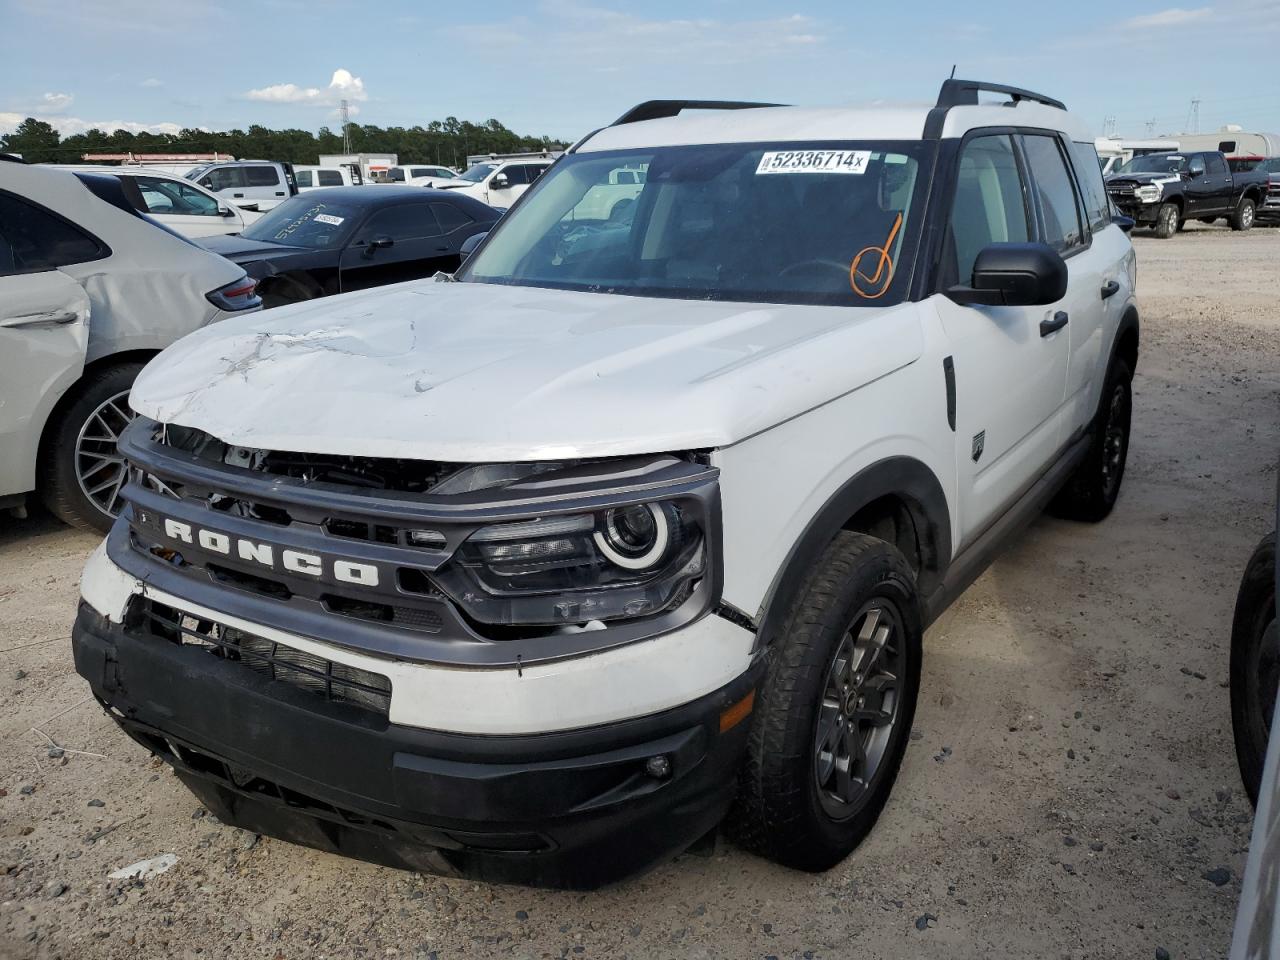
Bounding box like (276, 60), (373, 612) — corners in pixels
(74, 80), (1138, 889)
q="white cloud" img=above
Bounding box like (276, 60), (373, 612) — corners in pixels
(0, 112), (183, 137)
(245, 68), (367, 107)
(1119, 6), (1214, 28)
(41, 92), (73, 113)
(140, 78), (164, 88)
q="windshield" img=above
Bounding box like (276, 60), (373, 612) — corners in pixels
(458, 142), (927, 307)
(1255, 158), (1280, 173)
(1114, 154), (1188, 174)
(458, 163), (496, 183)
(240, 196), (361, 250)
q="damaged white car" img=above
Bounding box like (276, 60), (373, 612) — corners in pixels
(73, 81), (1138, 888)
(0, 158), (261, 531)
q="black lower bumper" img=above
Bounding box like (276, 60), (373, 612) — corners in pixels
(1110, 199), (1161, 225)
(72, 603), (760, 888)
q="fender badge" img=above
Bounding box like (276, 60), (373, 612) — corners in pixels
(972, 431), (985, 463)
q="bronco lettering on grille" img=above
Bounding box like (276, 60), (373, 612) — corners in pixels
(161, 518), (380, 587)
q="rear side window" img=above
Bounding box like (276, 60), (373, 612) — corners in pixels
(947, 135), (1031, 285)
(359, 204), (442, 242)
(295, 170), (314, 188)
(1207, 153), (1228, 175)
(1070, 142), (1111, 234)
(0, 191), (108, 275)
(316, 169), (343, 187)
(432, 201), (473, 232)
(1020, 135), (1084, 254)
(245, 166), (280, 187)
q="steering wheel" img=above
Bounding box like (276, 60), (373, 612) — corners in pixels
(779, 258), (851, 278)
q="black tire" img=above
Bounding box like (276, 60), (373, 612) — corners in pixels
(39, 362), (145, 533)
(260, 273), (323, 309)
(1152, 203), (1180, 238)
(726, 531), (922, 872)
(1230, 197), (1256, 231)
(1052, 358), (1133, 522)
(1231, 532), (1277, 807)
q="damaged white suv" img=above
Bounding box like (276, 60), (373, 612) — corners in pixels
(74, 80), (1139, 888)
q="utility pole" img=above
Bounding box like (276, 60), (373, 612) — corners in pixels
(1186, 98), (1201, 134)
(1145, 117), (1157, 137)
(1103, 116), (1117, 138)
(340, 99), (351, 154)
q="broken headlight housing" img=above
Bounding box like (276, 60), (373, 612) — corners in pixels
(431, 496), (711, 629)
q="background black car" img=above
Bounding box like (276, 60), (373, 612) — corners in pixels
(201, 186), (500, 307)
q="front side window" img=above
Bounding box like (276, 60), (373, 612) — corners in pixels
(459, 141), (927, 307)
(240, 197), (361, 249)
(1020, 134), (1084, 254)
(295, 170), (314, 188)
(245, 166), (280, 187)
(203, 167), (246, 190)
(387, 167), (406, 182)
(316, 169), (343, 187)
(357, 204), (442, 242)
(133, 177), (219, 216)
(1070, 142), (1111, 234)
(1189, 155), (1207, 177)
(1207, 153), (1228, 175)
(496, 165), (528, 186)
(0, 192), (107, 274)
(946, 135), (1030, 286)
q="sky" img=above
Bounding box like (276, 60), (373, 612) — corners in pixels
(3, 0), (1279, 145)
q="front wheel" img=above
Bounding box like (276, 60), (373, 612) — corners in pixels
(39, 362), (145, 533)
(1152, 203), (1180, 238)
(1230, 197), (1256, 231)
(1052, 358), (1132, 522)
(726, 531), (922, 872)
(1231, 532), (1277, 807)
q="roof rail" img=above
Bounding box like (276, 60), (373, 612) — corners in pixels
(0, 153), (29, 165)
(612, 99), (784, 126)
(936, 79), (1066, 111)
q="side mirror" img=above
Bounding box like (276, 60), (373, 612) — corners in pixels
(361, 236), (394, 258)
(490, 174), (510, 189)
(946, 242), (1068, 307)
(459, 232), (487, 262)
(1112, 213), (1136, 234)
(217, 204), (234, 218)
(1188, 166), (1204, 179)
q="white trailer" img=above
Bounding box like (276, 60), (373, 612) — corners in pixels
(318, 153), (398, 183)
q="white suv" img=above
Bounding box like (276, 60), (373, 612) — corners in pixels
(73, 81), (1138, 889)
(435, 157), (554, 207)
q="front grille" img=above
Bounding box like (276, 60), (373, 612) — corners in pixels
(137, 599), (392, 719)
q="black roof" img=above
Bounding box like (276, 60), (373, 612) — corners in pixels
(283, 185), (499, 219)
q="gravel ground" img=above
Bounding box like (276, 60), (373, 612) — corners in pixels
(1, 222), (1277, 960)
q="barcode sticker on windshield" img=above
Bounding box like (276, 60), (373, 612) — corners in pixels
(756, 150), (871, 175)
(314, 214), (344, 226)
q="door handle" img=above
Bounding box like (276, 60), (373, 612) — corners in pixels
(1, 311), (79, 329)
(275, 191), (285, 196)
(1100, 280), (1120, 300)
(1040, 311), (1069, 337)
(233, 193), (244, 197)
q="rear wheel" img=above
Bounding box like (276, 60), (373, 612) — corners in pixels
(1152, 203), (1180, 238)
(1052, 358), (1132, 522)
(726, 531), (921, 871)
(1230, 197), (1256, 231)
(1231, 532), (1277, 807)
(39, 362), (144, 533)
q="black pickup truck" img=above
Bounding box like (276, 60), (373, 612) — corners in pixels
(1105, 150), (1269, 238)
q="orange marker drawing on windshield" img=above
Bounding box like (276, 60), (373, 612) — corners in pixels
(849, 213), (903, 299)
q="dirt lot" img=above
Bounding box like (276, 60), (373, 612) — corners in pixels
(2, 222), (1278, 960)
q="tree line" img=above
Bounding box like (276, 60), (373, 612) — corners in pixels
(0, 117), (567, 167)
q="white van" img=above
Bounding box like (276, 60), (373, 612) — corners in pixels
(184, 161), (298, 211)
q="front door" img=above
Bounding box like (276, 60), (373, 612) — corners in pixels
(933, 132), (1071, 550)
(339, 202), (451, 292)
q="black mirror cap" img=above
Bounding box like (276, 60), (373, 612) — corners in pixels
(460, 231), (488, 259)
(947, 242), (1068, 307)
(1113, 213), (1136, 234)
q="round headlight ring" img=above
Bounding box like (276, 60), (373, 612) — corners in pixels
(594, 503), (670, 570)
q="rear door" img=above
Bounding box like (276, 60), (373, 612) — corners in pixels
(0, 204), (92, 498)
(933, 133), (1070, 549)
(338, 203), (450, 291)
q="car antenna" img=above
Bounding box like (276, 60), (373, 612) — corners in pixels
(949, 64), (957, 79)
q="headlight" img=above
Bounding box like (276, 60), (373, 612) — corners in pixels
(1135, 184), (1162, 203)
(430, 498), (707, 628)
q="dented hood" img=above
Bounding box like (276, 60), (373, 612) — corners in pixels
(130, 280), (923, 461)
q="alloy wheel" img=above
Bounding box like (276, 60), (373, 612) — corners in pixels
(813, 601), (903, 818)
(74, 390), (137, 520)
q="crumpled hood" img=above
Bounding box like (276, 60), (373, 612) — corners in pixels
(130, 280), (922, 461)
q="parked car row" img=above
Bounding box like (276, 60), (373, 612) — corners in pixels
(1104, 150), (1272, 237)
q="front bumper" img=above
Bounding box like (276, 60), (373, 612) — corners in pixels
(1258, 197), (1280, 222)
(1109, 197), (1162, 224)
(73, 602), (761, 888)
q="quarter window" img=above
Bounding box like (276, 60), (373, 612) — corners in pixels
(1070, 142), (1111, 234)
(1020, 135), (1084, 254)
(947, 135), (1031, 285)
(295, 170), (314, 188)
(0, 192), (107, 274)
